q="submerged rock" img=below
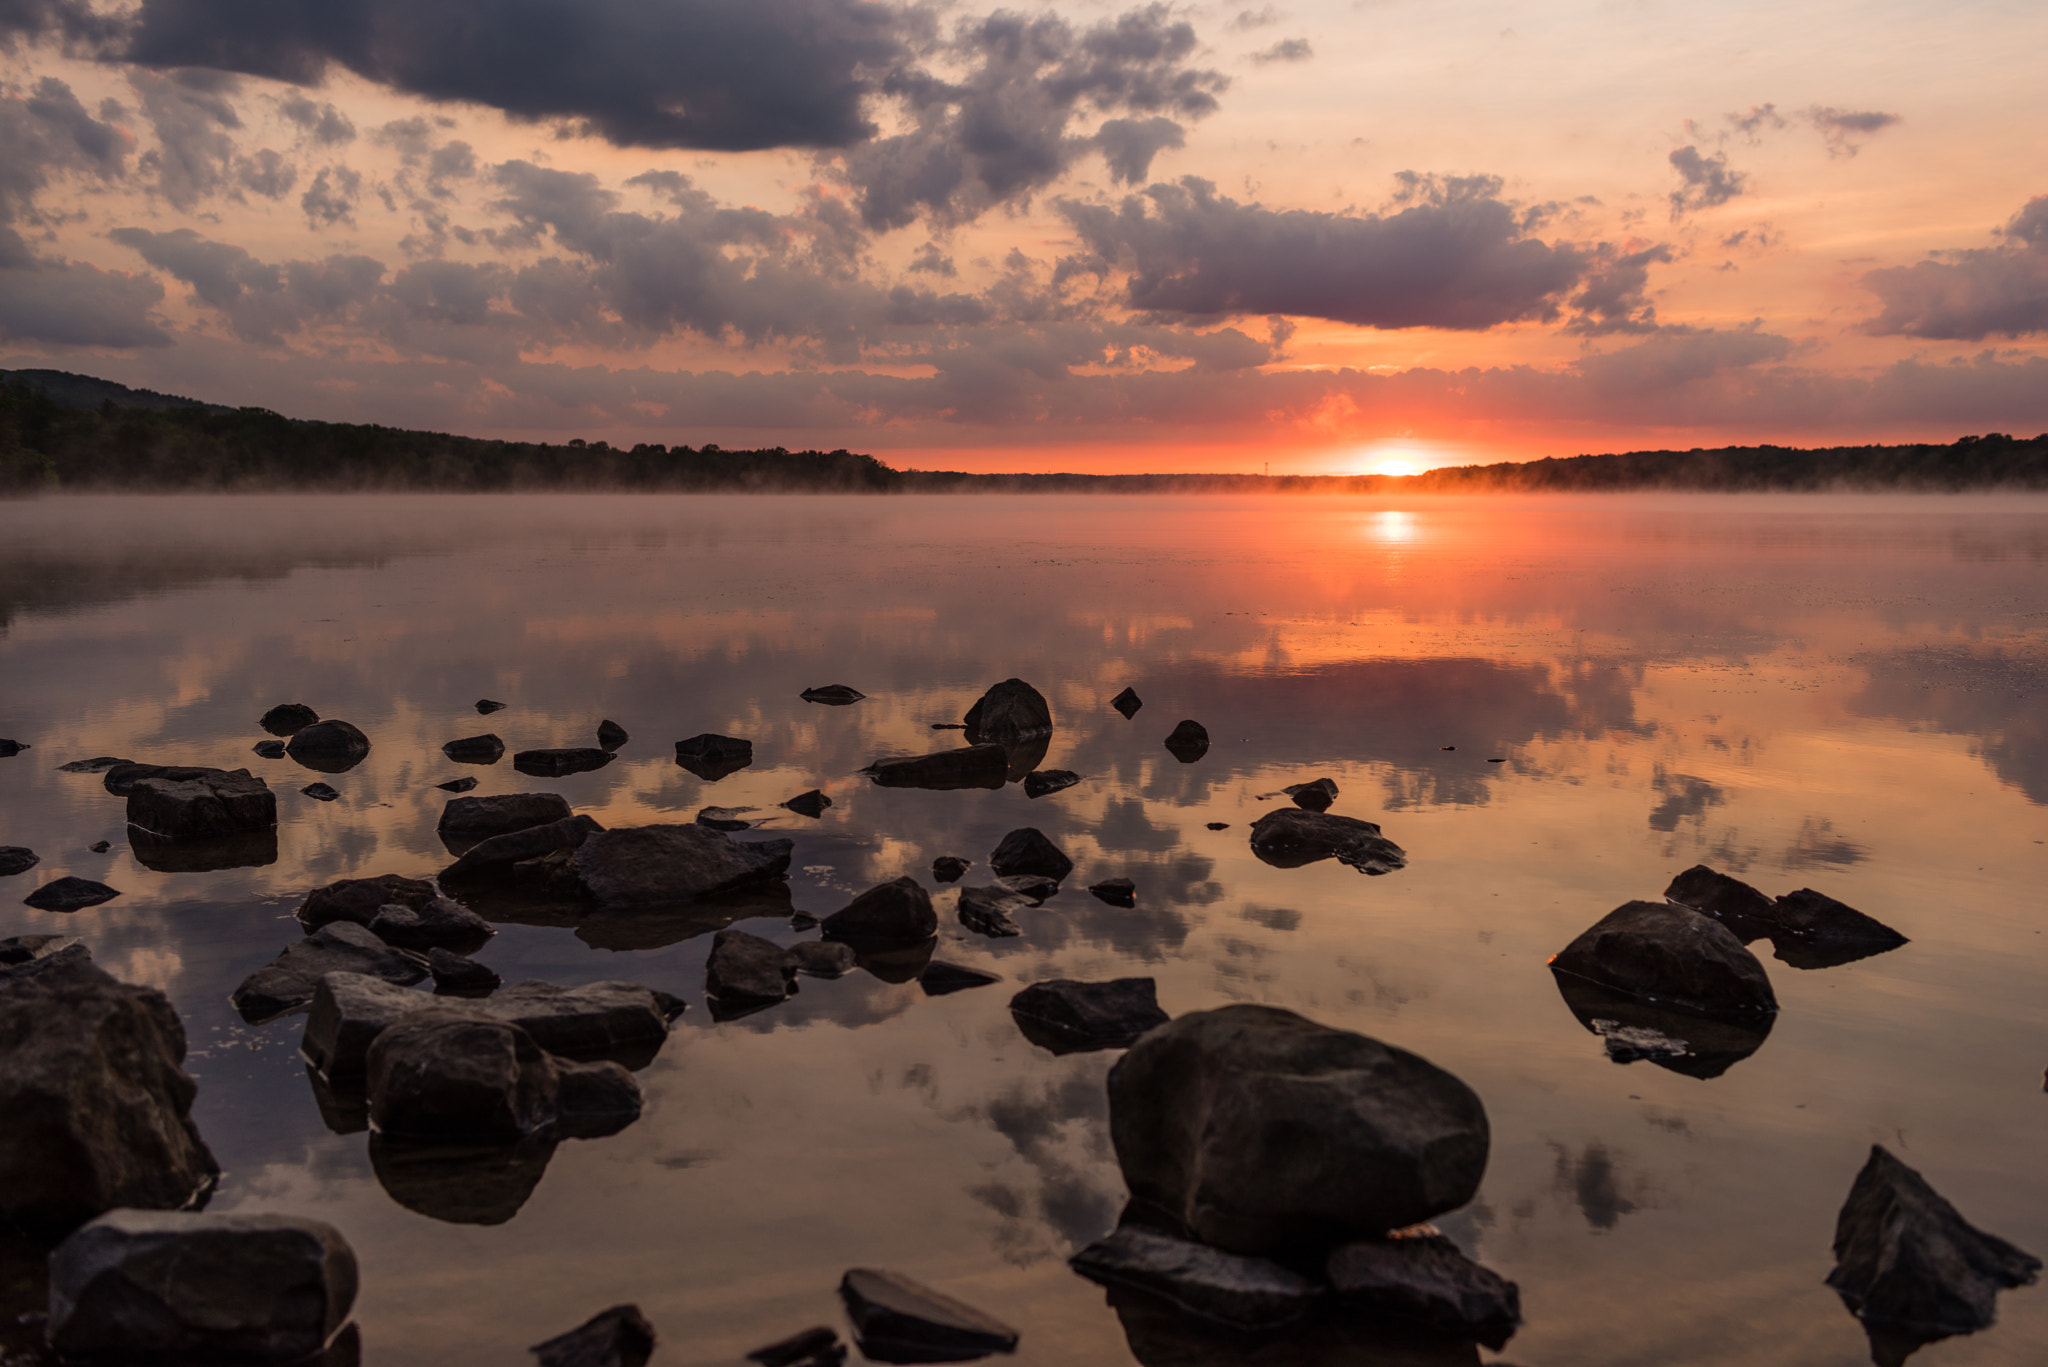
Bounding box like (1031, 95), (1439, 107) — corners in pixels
(782, 789), (831, 818)
(1325, 1235), (1521, 1346)
(957, 885), (1030, 938)
(963, 678), (1053, 746)
(802, 684), (866, 706)
(439, 792), (573, 842)
(368, 897), (494, 953)
(571, 824), (792, 909)
(126, 768), (276, 840)
(232, 922), (429, 1022)
(531, 1304), (656, 1367)
(1012, 978), (1169, 1055)
(285, 719), (371, 773)
(1249, 808), (1406, 876)
(789, 940), (857, 978)
(1108, 1004), (1489, 1257)
(822, 877), (937, 947)
(1090, 877), (1137, 907)
(299, 874), (440, 932)
(443, 814), (605, 880)
(1101, 1279), (1484, 1367)
(368, 1132), (554, 1227)
(919, 962), (1000, 996)
(24, 875), (122, 911)
(1550, 900), (1777, 1017)
(1071, 1225), (1323, 1330)
(0, 933), (77, 966)
(88, 839), (110, 852)
(865, 745), (1008, 790)
(428, 947), (501, 997)
(1024, 768), (1081, 799)
(675, 733), (754, 781)
(302, 782), (339, 802)
(706, 929), (798, 1015)
(597, 719), (629, 750)
(0, 846), (38, 876)
(130, 825), (278, 874)
(442, 733), (507, 764)
(476, 699), (508, 714)
(931, 855), (970, 882)
(990, 827), (1073, 882)
(839, 1268), (1020, 1364)
(260, 702), (320, 736)
(437, 776), (479, 793)
(1163, 720), (1209, 762)
(1284, 778), (1339, 812)
(1111, 686), (1142, 719)
(513, 747), (614, 777)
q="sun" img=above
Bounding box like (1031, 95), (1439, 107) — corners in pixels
(1372, 458), (1424, 478)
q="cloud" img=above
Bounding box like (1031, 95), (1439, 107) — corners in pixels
(1567, 243), (1673, 334)
(1228, 6), (1282, 31)
(1092, 116), (1185, 186)
(0, 0), (119, 48)
(0, 252), (168, 346)
(276, 93), (354, 146)
(1668, 145), (1743, 218)
(300, 165), (361, 229)
(1862, 195), (2048, 339)
(1058, 174), (1588, 329)
(129, 68), (241, 209)
(235, 147), (296, 199)
(0, 76), (133, 224)
(1724, 103), (1785, 143)
(1807, 105), (1901, 157)
(1249, 38), (1312, 64)
(109, 225), (383, 343)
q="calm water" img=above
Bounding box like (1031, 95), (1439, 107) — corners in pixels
(2, 492), (2045, 1367)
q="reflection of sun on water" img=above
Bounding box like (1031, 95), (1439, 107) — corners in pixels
(1370, 510), (1415, 543)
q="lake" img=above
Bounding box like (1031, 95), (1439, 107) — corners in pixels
(2, 492), (2044, 1366)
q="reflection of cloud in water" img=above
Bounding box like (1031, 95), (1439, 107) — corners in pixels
(951, 1061), (1122, 1266)
(1549, 1140), (1657, 1232)
(1648, 769), (1724, 833)
(1850, 647), (2048, 804)
(1779, 816), (1868, 870)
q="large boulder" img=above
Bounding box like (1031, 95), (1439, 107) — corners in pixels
(1326, 1235), (1521, 1346)
(705, 929), (798, 1016)
(285, 720), (371, 773)
(569, 824), (792, 908)
(47, 1210), (357, 1365)
(1010, 978), (1168, 1054)
(864, 745), (1008, 790)
(477, 980), (685, 1064)
(1248, 809), (1405, 876)
(1107, 1004), (1489, 1257)
(963, 678), (1052, 746)
(1070, 1225), (1323, 1330)
(231, 923), (428, 1022)
(0, 950), (219, 1238)
(1550, 901), (1777, 1017)
(1663, 864), (1776, 940)
(366, 1013), (559, 1141)
(367, 898), (494, 953)
(821, 877), (936, 947)
(125, 770), (275, 842)
(442, 814), (605, 880)
(839, 1269), (1020, 1363)
(298, 874), (441, 932)
(989, 827), (1073, 882)
(301, 973), (431, 1083)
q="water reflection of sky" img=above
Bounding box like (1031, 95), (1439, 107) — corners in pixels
(2, 493), (2045, 1366)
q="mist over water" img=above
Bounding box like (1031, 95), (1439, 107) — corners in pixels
(2, 492), (2045, 1366)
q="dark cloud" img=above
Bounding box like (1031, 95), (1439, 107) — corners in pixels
(235, 146), (295, 199)
(0, 0), (119, 48)
(1667, 145), (1743, 218)
(0, 252), (168, 346)
(0, 76), (132, 224)
(1723, 102), (1785, 142)
(109, 225), (382, 343)
(907, 241), (956, 277)
(299, 164), (360, 228)
(1058, 173), (1587, 329)
(1092, 116), (1185, 187)
(1567, 242), (1672, 335)
(1228, 5), (1281, 31)
(1249, 37), (1312, 64)
(275, 93), (354, 145)
(129, 68), (242, 209)
(1807, 105), (1900, 157)
(1862, 195), (2048, 340)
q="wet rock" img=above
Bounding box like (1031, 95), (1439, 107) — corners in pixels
(932, 855), (970, 883)
(366, 1013), (558, 1141)
(531, 1304), (655, 1367)
(476, 699), (508, 714)
(782, 789), (831, 818)
(479, 980), (685, 1065)
(439, 792), (573, 843)
(88, 839), (110, 853)
(102, 762), (208, 796)
(301, 973), (432, 1083)
(443, 814), (605, 880)
(1012, 978), (1169, 1055)
(958, 885), (1029, 938)
(990, 827), (1073, 882)
(1284, 778), (1339, 812)
(299, 874), (441, 932)
(302, 781), (340, 801)
(821, 877), (937, 947)
(1326, 1235), (1521, 1346)
(1550, 900), (1777, 1017)
(232, 923), (429, 1022)
(47, 1210), (356, 1364)
(285, 719), (372, 773)
(442, 733), (506, 764)
(260, 702), (320, 736)
(427, 947), (501, 997)
(802, 684), (866, 706)
(1663, 864), (1776, 940)
(1249, 808), (1406, 876)
(963, 677), (1053, 747)
(852, 938), (937, 984)
(1108, 1004), (1489, 1257)
(0, 738), (23, 756)
(998, 730), (1051, 782)
(865, 745), (1008, 791)
(675, 733), (753, 781)
(1071, 1225), (1323, 1330)
(0, 933), (77, 966)
(707, 929), (798, 1014)
(1827, 1145), (2040, 1350)
(253, 739), (287, 758)
(24, 876), (121, 911)
(697, 805), (754, 831)
(1164, 720), (1210, 762)
(790, 940), (857, 978)
(571, 824), (792, 909)
(996, 873), (1059, 903)
(368, 1133), (554, 1226)
(748, 1325), (844, 1367)
(127, 768), (276, 840)
(555, 1058), (644, 1139)
(1768, 889), (1909, 969)
(514, 747), (614, 777)
(368, 897), (495, 953)
(1024, 768), (1081, 799)
(57, 756), (131, 774)
(0, 846), (37, 876)
(0, 949), (218, 1238)
(1555, 972), (1775, 1079)
(437, 776), (479, 792)
(919, 962), (1000, 996)
(1112, 686), (1143, 719)
(1090, 877), (1137, 907)
(597, 719), (629, 750)
(839, 1268), (1020, 1364)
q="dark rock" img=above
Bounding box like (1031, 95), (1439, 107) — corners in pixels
(839, 1268), (1020, 1364)
(697, 805), (754, 831)
(989, 827), (1073, 882)
(995, 873), (1058, 904)
(368, 897), (495, 953)
(865, 744), (1007, 790)
(476, 698), (508, 714)
(996, 730), (1050, 782)
(1107, 1004), (1489, 1257)
(0, 738), (23, 755)
(1023, 768), (1081, 799)
(555, 1059), (643, 1139)
(514, 747), (614, 777)
(958, 885), (1029, 938)
(782, 789), (831, 817)
(102, 762), (209, 796)
(88, 840), (110, 853)
(24, 876), (121, 911)
(1090, 877), (1137, 907)
(1205, 822), (1229, 831)
(571, 824), (792, 909)
(748, 1325), (844, 1367)
(126, 768), (276, 840)
(439, 792), (573, 842)
(531, 1304), (655, 1367)
(1827, 1145), (2040, 1350)
(57, 756), (131, 774)
(299, 874), (440, 931)
(1768, 888), (1909, 969)
(1164, 720), (1210, 762)
(0, 846), (38, 876)
(301, 973), (433, 1083)
(963, 677), (1053, 747)
(1663, 864), (1776, 940)
(932, 855), (970, 882)
(1551, 900), (1777, 1017)
(366, 1013), (557, 1142)
(675, 733), (753, 781)
(368, 1133), (554, 1226)
(707, 929), (798, 1014)
(443, 814), (605, 880)
(1326, 1235), (1521, 1346)
(442, 733), (507, 764)
(437, 776), (479, 792)
(1112, 686), (1142, 719)
(232, 923), (429, 1022)
(930, 722), (967, 730)
(1249, 808), (1406, 875)
(1102, 1280), (1483, 1367)
(478, 980), (685, 1065)
(47, 1210), (356, 1364)
(597, 719), (629, 750)
(428, 948), (501, 997)
(574, 882), (796, 952)
(821, 877), (937, 947)
(130, 825), (278, 873)
(0, 950), (218, 1238)
(260, 702), (320, 736)
(1553, 974), (1773, 1079)
(1071, 1225), (1323, 1330)
(285, 719), (372, 773)
(789, 940), (857, 978)
(303, 782), (340, 801)
(253, 739), (287, 759)
(0, 933), (77, 965)
(802, 684), (866, 705)
(920, 962), (1000, 996)
(1012, 978), (1169, 1055)
(1284, 778), (1339, 812)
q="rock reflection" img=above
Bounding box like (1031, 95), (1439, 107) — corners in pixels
(368, 1134), (557, 1226)
(1552, 975), (1773, 1079)
(128, 826), (278, 872)
(575, 883), (795, 951)
(1102, 1284), (1482, 1367)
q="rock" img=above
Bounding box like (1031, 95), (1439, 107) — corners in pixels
(821, 877), (937, 947)
(597, 719), (629, 750)
(1071, 1225), (1323, 1330)
(1164, 720), (1210, 762)
(478, 980), (685, 1064)
(1326, 1235), (1521, 1345)
(932, 855), (970, 882)
(126, 768), (276, 840)
(0, 738), (24, 755)
(1011, 978), (1169, 1055)
(1023, 768), (1081, 799)
(1827, 1145), (2040, 1349)
(780, 789), (831, 818)
(368, 897), (495, 952)
(570, 824), (792, 909)
(0, 846), (38, 876)
(920, 962), (1000, 996)
(442, 733), (507, 764)
(443, 814), (605, 880)
(962, 678), (1053, 747)
(0, 933), (77, 965)
(1101, 1279), (1482, 1367)
(748, 1325), (844, 1367)
(1284, 778), (1339, 812)
(437, 776), (478, 792)
(675, 733), (753, 781)
(995, 873), (1059, 903)
(89, 839), (110, 852)
(697, 805), (754, 831)
(1663, 864), (1776, 940)
(57, 756), (131, 774)
(232, 923), (429, 1022)
(1090, 877), (1137, 907)
(531, 1304), (655, 1367)
(514, 748), (614, 777)
(101, 762), (209, 796)
(1768, 888), (1909, 969)
(1205, 822), (1229, 831)
(1249, 808), (1406, 876)
(707, 929), (798, 1014)
(1553, 974), (1773, 1079)
(476, 698), (508, 714)
(300, 972), (434, 1083)
(285, 719), (372, 773)
(260, 702), (320, 736)
(299, 874), (441, 932)
(0, 950), (218, 1237)
(850, 938), (937, 985)
(24, 876), (121, 911)
(789, 940), (857, 978)
(47, 1210), (356, 1364)
(1550, 901), (1777, 1017)
(1107, 1004), (1490, 1257)
(366, 1013), (558, 1141)
(253, 739), (286, 758)
(368, 1133), (555, 1226)
(302, 782), (340, 801)
(989, 827), (1073, 882)
(428, 947), (501, 997)
(555, 1058), (644, 1139)
(802, 685), (866, 705)
(930, 722), (966, 730)
(130, 825), (278, 874)
(838, 1268), (1020, 1363)
(864, 744), (1007, 790)
(439, 792), (573, 843)
(1112, 686), (1142, 719)
(958, 885), (1029, 938)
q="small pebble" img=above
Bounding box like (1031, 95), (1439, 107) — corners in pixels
(301, 782), (340, 802)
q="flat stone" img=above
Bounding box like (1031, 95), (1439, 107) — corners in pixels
(442, 733), (507, 764)
(821, 877), (937, 947)
(1012, 978), (1170, 1054)
(1326, 1235), (1522, 1345)
(747, 1325), (842, 1367)
(1164, 719), (1210, 762)
(1024, 768), (1081, 799)
(444, 814), (605, 880)
(782, 789), (831, 818)
(439, 792), (573, 840)
(570, 824), (792, 908)
(1090, 878), (1137, 907)
(478, 980), (686, 1063)
(995, 873), (1058, 903)
(427, 947), (501, 997)
(513, 747), (614, 777)
(865, 745), (1007, 790)
(931, 855), (970, 883)
(127, 768), (277, 840)
(920, 962), (1000, 996)
(368, 897), (494, 952)
(57, 756), (132, 774)
(675, 733), (753, 781)
(299, 874), (441, 931)
(801, 684), (866, 705)
(531, 1304), (655, 1367)
(697, 805), (754, 831)
(989, 827), (1073, 882)
(1551, 900), (1777, 1017)
(0, 846), (39, 876)
(789, 940), (858, 978)
(839, 1268), (1019, 1363)
(260, 702), (320, 736)
(1111, 686), (1142, 719)
(232, 923), (429, 1022)
(0, 933), (78, 965)
(958, 885), (1030, 938)
(24, 876), (121, 912)
(1249, 808), (1406, 876)
(1072, 1225), (1323, 1330)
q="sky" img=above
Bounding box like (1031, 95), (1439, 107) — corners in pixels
(1, 0), (2045, 473)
